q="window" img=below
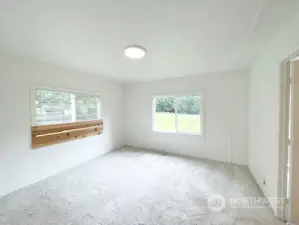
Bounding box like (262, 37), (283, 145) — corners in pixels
(153, 94), (203, 135)
(33, 88), (101, 125)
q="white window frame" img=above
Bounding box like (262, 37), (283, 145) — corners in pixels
(152, 91), (205, 137)
(30, 84), (102, 126)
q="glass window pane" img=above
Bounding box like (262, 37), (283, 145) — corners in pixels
(154, 96), (176, 132)
(35, 89), (101, 125)
(177, 95), (201, 133)
(36, 89), (72, 125)
(76, 94), (100, 122)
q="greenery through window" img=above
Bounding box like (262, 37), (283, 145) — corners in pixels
(154, 95), (201, 134)
(35, 89), (100, 125)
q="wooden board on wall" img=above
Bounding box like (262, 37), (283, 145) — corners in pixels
(31, 120), (103, 149)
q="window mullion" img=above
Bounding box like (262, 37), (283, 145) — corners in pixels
(175, 97), (178, 132)
(40, 90), (44, 125)
(71, 94), (76, 122)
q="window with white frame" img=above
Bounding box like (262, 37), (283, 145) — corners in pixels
(153, 94), (202, 134)
(33, 88), (101, 125)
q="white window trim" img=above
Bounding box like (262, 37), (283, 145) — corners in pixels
(30, 84), (102, 126)
(152, 91), (205, 137)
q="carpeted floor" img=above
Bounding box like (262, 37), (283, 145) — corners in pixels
(0, 147), (284, 225)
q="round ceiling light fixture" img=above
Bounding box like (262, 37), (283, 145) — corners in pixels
(124, 45), (147, 59)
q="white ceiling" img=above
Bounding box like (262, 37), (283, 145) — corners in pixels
(0, 0), (299, 82)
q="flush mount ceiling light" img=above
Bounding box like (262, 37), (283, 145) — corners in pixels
(124, 45), (147, 59)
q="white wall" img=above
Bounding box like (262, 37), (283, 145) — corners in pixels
(249, 13), (299, 215)
(123, 71), (249, 165)
(0, 55), (123, 197)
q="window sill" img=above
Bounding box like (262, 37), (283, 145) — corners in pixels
(153, 129), (202, 136)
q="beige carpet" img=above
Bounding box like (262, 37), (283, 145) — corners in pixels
(0, 147), (283, 225)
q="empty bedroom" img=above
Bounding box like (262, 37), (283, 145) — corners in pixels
(1, 0), (299, 224)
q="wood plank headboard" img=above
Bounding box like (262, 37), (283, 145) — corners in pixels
(31, 119), (103, 149)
